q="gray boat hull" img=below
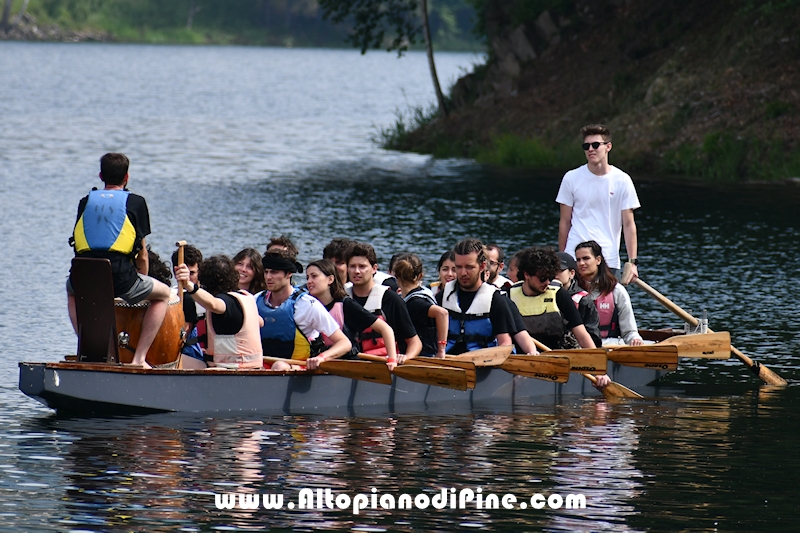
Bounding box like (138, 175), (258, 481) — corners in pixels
(19, 361), (666, 415)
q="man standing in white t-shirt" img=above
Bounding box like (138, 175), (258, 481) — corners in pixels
(556, 124), (641, 283)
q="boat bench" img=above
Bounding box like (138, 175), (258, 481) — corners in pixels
(71, 257), (120, 363)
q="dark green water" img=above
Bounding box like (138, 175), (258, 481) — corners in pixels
(1, 42), (799, 531)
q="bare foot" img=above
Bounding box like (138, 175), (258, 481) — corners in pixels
(125, 361), (152, 369)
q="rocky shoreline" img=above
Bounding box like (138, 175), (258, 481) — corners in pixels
(1, 13), (112, 42)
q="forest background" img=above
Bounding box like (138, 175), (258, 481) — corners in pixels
(3, 0), (799, 181)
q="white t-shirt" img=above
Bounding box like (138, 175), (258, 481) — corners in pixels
(292, 294), (341, 340)
(556, 164), (640, 269)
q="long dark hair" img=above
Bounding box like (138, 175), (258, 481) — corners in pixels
(307, 259), (347, 301)
(575, 240), (617, 296)
(233, 248), (266, 294)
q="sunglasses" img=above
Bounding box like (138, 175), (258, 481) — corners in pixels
(582, 141), (610, 150)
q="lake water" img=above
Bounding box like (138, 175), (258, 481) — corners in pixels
(1, 42), (799, 532)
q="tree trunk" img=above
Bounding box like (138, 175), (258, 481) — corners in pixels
(1, 0), (13, 33)
(187, 1), (202, 30)
(420, 0), (448, 118)
(11, 0), (30, 26)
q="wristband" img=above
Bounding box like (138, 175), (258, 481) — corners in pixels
(188, 282), (201, 294)
(386, 357), (397, 363)
(627, 258), (639, 266)
(437, 340), (447, 345)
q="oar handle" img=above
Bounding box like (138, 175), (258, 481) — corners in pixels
(175, 240), (187, 306)
(263, 356), (308, 367)
(532, 338), (550, 353)
(358, 353), (388, 363)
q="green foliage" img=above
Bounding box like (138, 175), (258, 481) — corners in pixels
(765, 100), (795, 119)
(474, 134), (582, 169)
(320, 0), (422, 55)
(18, 0), (480, 48)
(375, 103), (440, 149)
(661, 132), (800, 181)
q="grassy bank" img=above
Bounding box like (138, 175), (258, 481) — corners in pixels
(381, 106), (800, 181)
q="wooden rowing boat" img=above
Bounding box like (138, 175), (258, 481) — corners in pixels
(18, 357), (668, 415)
(18, 329), (729, 415)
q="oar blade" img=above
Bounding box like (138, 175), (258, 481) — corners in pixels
(319, 360), (393, 385)
(603, 381), (645, 399)
(393, 365), (470, 391)
(501, 355), (570, 383)
(546, 348), (608, 373)
(659, 332), (731, 359)
(446, 345), (512, 366)
(607, 345), (679, 371)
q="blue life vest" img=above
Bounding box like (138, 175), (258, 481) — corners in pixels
(440, 280), (498, 354)
(73, 189), (137, 255)
(256, 289), (312, 360)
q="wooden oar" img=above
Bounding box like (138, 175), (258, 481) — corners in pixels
(394, 365), (469, 391)
(500, 355), (570, 383)
(372, 355), (478, 389)
(531, 339), (643, 399)
(654, 331), (730, 359)
(446, 345), (512, 366)
(357, 354), (472, 390)
(606, 345), (679, 371)
(175, 240), (186, 305)
(263, 356), (392, 385)
(539, 348), (608, 373)
(633, 278), (788, 386)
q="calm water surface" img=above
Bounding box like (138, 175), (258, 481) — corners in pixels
(1, 42), (799, 532)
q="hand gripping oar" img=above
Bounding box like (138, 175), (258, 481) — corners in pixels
(532, 339), (643, 399)
(263, 356), (392, 385)
(357, 354), (471, 390)
(175, 240), (186, 305)
(633, 278), (787, 386)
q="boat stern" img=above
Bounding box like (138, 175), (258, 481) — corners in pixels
(18, 362), (49, 407)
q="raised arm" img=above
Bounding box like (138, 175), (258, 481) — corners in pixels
(175, 263), (228, 315)
(558, 204), (573, 252)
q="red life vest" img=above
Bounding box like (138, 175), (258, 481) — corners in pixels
(346, 284), (392, 356)
(571, 290), (589, 308)
(594, 291), (620, 339)
(321, 301), (344, 347)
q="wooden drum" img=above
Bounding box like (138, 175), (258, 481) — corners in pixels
(115, 293), (184, 367)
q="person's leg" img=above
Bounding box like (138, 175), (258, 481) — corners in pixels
(129, 280), (171, 367)
(66, 279), (78, 334)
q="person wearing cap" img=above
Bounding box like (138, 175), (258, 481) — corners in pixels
(556, 124), (640, 284)
(553, 251), (602, 349)
(256, 250), (353, 370)
(508, 247), (598, 352)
